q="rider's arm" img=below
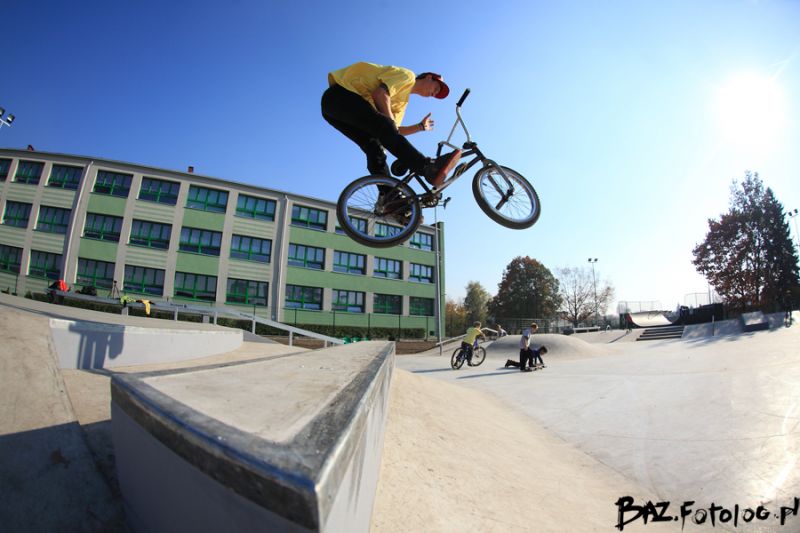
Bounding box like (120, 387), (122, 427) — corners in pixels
(371, 85), (394, 122)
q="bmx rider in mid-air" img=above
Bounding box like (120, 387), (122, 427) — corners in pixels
(321, 61), (462, 192)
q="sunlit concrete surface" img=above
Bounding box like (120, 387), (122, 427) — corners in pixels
(396, 318), (800, 531)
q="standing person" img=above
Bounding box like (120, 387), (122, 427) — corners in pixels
(461, 321), (486, 366)
(515, 322), (539, 372)
(321, 62), (462, 190)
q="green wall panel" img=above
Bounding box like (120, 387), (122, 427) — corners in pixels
(0, 226), (26, 247)
(232, 217), (276, 240)
(133, 201), (176, 224)
(78, 238), (118, 262)
(30, 231), (66, 254)
(4, 183), (37, 203)
(87, 194), (127, 216)
(181, 208), (225, 231)
(125, 245), (168, 269)
(175, 252), (221, 276)
(40, 188), (76, 209)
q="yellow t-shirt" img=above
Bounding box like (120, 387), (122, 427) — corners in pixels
(328, 62), (416, 126)
(464, 327), (483, 345)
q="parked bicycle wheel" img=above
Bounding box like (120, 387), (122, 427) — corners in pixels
(472, 164), (540, 229)
(337, 175), (422, 248)
(471, 346), (486, 366)
(451, 348), (466, 370)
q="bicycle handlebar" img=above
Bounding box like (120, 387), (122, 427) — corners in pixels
(456, 88), (471, 108)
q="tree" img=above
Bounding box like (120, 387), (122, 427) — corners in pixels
(445, 298), (468, 337)
(463, 281), (490, 325)
(692, 172), (800, 312)
(488, 256), (561, 318)
(556, 267), (615, 326)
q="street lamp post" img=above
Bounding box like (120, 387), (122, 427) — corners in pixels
(789, 209), (799, 252)
(588, 258), (598, 326)
(0, 107), (15, 131)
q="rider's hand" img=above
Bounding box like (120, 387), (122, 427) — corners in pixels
(419, 113), (434, 132)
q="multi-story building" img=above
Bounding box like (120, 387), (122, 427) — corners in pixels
(0, 149), (444, 337)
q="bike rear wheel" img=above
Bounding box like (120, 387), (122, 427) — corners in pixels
(337, 175), (421, 248)
(451, 348), (465, 370)
(471, 346), (486, 366)
(472, 164), (541, 229)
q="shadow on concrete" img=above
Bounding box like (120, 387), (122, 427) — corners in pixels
(70, 322), (124, 369)
(0, 422), (127, 532)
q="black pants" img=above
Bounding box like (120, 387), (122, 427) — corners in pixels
(321, 84), (427, 176)
(461, 342), (474, 364)
(519, 348), (533, 369)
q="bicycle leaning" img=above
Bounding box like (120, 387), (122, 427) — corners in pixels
(451, 340), (487, 370)
(336, 89), (542, 248)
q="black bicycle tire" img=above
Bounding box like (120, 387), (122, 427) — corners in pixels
(336, 174), (421, 248)
(451, 348), (465, 370)
(471, 346), (486, 366)
(472, 165), (541, 229)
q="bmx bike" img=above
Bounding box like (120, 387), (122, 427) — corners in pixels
(336, 89), (541, 248)
(451, 340), (487, 370)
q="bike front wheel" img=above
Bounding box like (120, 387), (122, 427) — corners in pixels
(451, 348), (465, 370)
(471, 346), (486, 366)
(337, 175), (421, 248)
(472, 164), (541, 229)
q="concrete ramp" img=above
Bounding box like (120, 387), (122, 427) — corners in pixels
(486, 334), (610, 360)
(111, 341), (394, 533)
(628, 311), (674, 328)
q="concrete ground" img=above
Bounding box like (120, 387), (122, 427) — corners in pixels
(3, 294), (799, 532)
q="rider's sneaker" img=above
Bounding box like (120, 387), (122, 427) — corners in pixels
(422, 149), (462, 188)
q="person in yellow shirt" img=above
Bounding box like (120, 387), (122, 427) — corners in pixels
(461, 321), (487, 366)
(322, 62), (461, 189)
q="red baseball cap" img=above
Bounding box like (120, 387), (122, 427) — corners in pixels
(417, 72), (450, 99)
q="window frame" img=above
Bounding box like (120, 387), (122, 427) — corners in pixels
(373, 293), (402, 315)
(76, 258), (115, 289)
(236, 194), (276, 221)
(129, 219), (172, 250)
(93, 170), (132, 198)
(186, 185), (228, 213)
(410, 232), (434, 251)
(332, 250), (366, 275)
(14, 160), (44, 185)
(35, 205), (71, 234)
(179, 227), (222, 256)
(0, 158), (11, 181)
(28, 250), (62, 280)
(124, 265), (166, 296)
(408, 263), (434, 283)
(2, 201), (32, 228)
(291, 205), (328, 231)
(226, 278), (269, 306)
(284, 284), (323, 310)
(288, 243), (325, 270)
(0, 244), (23, 274)
(410, 296), (435, 316)
(47, 164), (83, 190)
(174, 271), (218, 302)
(138, 177), (180, 205)
(83, 213), (123, 242)
(332, 289), (365, 313)
(230, 234), (272, 263)
(373, 257), (402, 279)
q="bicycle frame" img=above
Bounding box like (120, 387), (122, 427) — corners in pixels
(397, 89), (517, 208)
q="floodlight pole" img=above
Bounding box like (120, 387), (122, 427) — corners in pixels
(588, 258), (599, 326)
(789, 209), (800, 252)
(0, 107), (15, 131)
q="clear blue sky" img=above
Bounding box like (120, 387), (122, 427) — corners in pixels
(3, 0), (799, 313)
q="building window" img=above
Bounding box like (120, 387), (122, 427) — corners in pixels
(375, 222), (401, 238)
(0, 244), (23, 274)
(29, 250), (62, 280)
(236, 194), (276, 221)
(336, 216), (367, 235)
(333, 251), (365, 274)
(2, 201), (32, 228)
(0, 158), (11, 181)
(373, 257), (402, 279)
(83, 213), (123, 242)
(226, 278), (268, 306)
(186, 185), (228, 213)
(124, 265), (165, 296)
(179, 227), (222, 256)
(36, 206), (71, 234)
(129, 219), (171, 249)
(410, 232), (433, 251)
(285, 284), (322, 310)
(14, 161), (44, 185)
(374, 293), (402, 315)
(174, 272), (217, 301)
(332, 289), (365, 313)
(93, 170), (132, 197)
(77, 258), (115, 289)
(410, 297), (435, 316)
(138, 177), (180, 205)
(47, 164), (83, 190)
(230, 235), (271, 263)
(409, 263), (434, 283)
(288, 243), (325, 269)
(291, 205), (327, 231)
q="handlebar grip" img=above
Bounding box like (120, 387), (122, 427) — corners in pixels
(456, 89), (471, 108)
